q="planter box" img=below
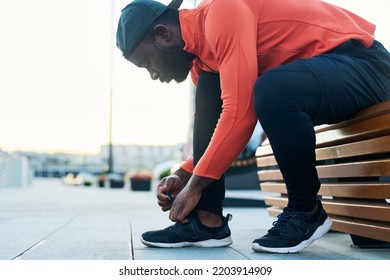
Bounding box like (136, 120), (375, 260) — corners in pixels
(130, 179), (151, 191)
(109, 179), (124, 189)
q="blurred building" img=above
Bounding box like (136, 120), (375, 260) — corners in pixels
(0, 149), (32, 186)
(12, 143), (184, 180)
(100, 144), (183, 174)
(16, 151), (102, 178)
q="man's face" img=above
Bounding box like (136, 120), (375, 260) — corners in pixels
(129, 41), (193, 83)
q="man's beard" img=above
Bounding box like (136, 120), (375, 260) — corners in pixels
(154, 42), (195, 83)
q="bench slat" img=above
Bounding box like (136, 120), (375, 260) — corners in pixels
(255, 144), (273, 157)
(330, 216), (390, 243)
(324, 199), (390, 222)
(316, 135), (390, 161)
(258, 159), (390, 181)
(257, 135), (390, 167)
(260, 182), (390, 199)
(315, 100), (390, 134)
(318, 159), (390, 178)
(315, 113), (390, 147)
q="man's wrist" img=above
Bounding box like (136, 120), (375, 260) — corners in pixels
(187, 174), (214, 192)
(173, 168), (192, 184)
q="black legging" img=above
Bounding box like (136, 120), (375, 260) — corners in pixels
(193, 72), (225, 216)
(193, 39), (390, 214)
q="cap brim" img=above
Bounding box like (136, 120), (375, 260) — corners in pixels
(168, 0), (183, 9)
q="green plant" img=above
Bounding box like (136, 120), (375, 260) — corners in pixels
(159, 169), (171, 180)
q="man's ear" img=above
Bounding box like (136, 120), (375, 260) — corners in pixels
(153, 24), (171, 42)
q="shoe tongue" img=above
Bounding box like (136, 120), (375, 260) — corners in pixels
(283, 207), (310, 218)
(283, 206), (297, 213)
(271, 208), (309, 232)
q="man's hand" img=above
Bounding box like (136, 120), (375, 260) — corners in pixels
(168, 174), (214, 224)
(157, 174), (185, 211)
(156, 168), (192, 212)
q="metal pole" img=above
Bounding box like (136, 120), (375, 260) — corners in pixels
(108, 0), (115, 173)
(108, 89), (113, 173)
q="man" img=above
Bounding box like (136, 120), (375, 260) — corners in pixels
(116, 0), (390, 253)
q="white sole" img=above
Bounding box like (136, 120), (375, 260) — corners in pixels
(252, 217), (332, 253)
(141, 236), (233, 248)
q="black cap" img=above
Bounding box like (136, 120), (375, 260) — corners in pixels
(116, 0), (183, 58)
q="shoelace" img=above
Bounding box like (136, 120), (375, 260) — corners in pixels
(272, 211), (310, 233)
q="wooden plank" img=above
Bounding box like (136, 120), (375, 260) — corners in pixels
(256, 155), (277, 167)
(318, 159), (390, 178)
(258, 169), (282, 181)
(258, 135), (390, 167)
(315, 114), (390, 148)
(316, 135), (390, 161)
(260, 182), (390, 199)
(320, 183), (390, 199)
(260, 182), (287, 193)
(330, 216), (390, 242)
(256, 144), (273, 157)
(323, 199), (390, 222)
(352, 99), (390, 118)
(264, 196), (286, 208)
(258, 159), (390, 181)
(315, 100), (390, 134)
(267, 206), (282, 218)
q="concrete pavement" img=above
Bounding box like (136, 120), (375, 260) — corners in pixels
(0, 178), (389, 260)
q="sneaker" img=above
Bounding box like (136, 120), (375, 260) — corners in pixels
(252, 200), (332, 253)
(140, 213), (233, 248)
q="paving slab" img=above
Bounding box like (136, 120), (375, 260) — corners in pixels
(18, 213), (132, 260)
(0, 215), (75, 260)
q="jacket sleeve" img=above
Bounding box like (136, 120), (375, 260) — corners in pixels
(192, 0), (259, 179)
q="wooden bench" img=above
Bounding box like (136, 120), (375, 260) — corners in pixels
(256, 100), (390, 246)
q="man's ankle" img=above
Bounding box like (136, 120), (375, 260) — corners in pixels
(196, 210), (223, 228)
(305, 202), (319, 217)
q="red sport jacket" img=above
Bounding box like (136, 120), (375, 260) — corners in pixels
(179, 0), (375, 179)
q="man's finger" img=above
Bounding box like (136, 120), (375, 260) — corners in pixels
(161, 205), (171, 212)
(176, 209), (190, 223)
(165, 191), (175, 202)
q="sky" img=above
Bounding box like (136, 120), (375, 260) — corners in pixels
(0, 0), (389, 155)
